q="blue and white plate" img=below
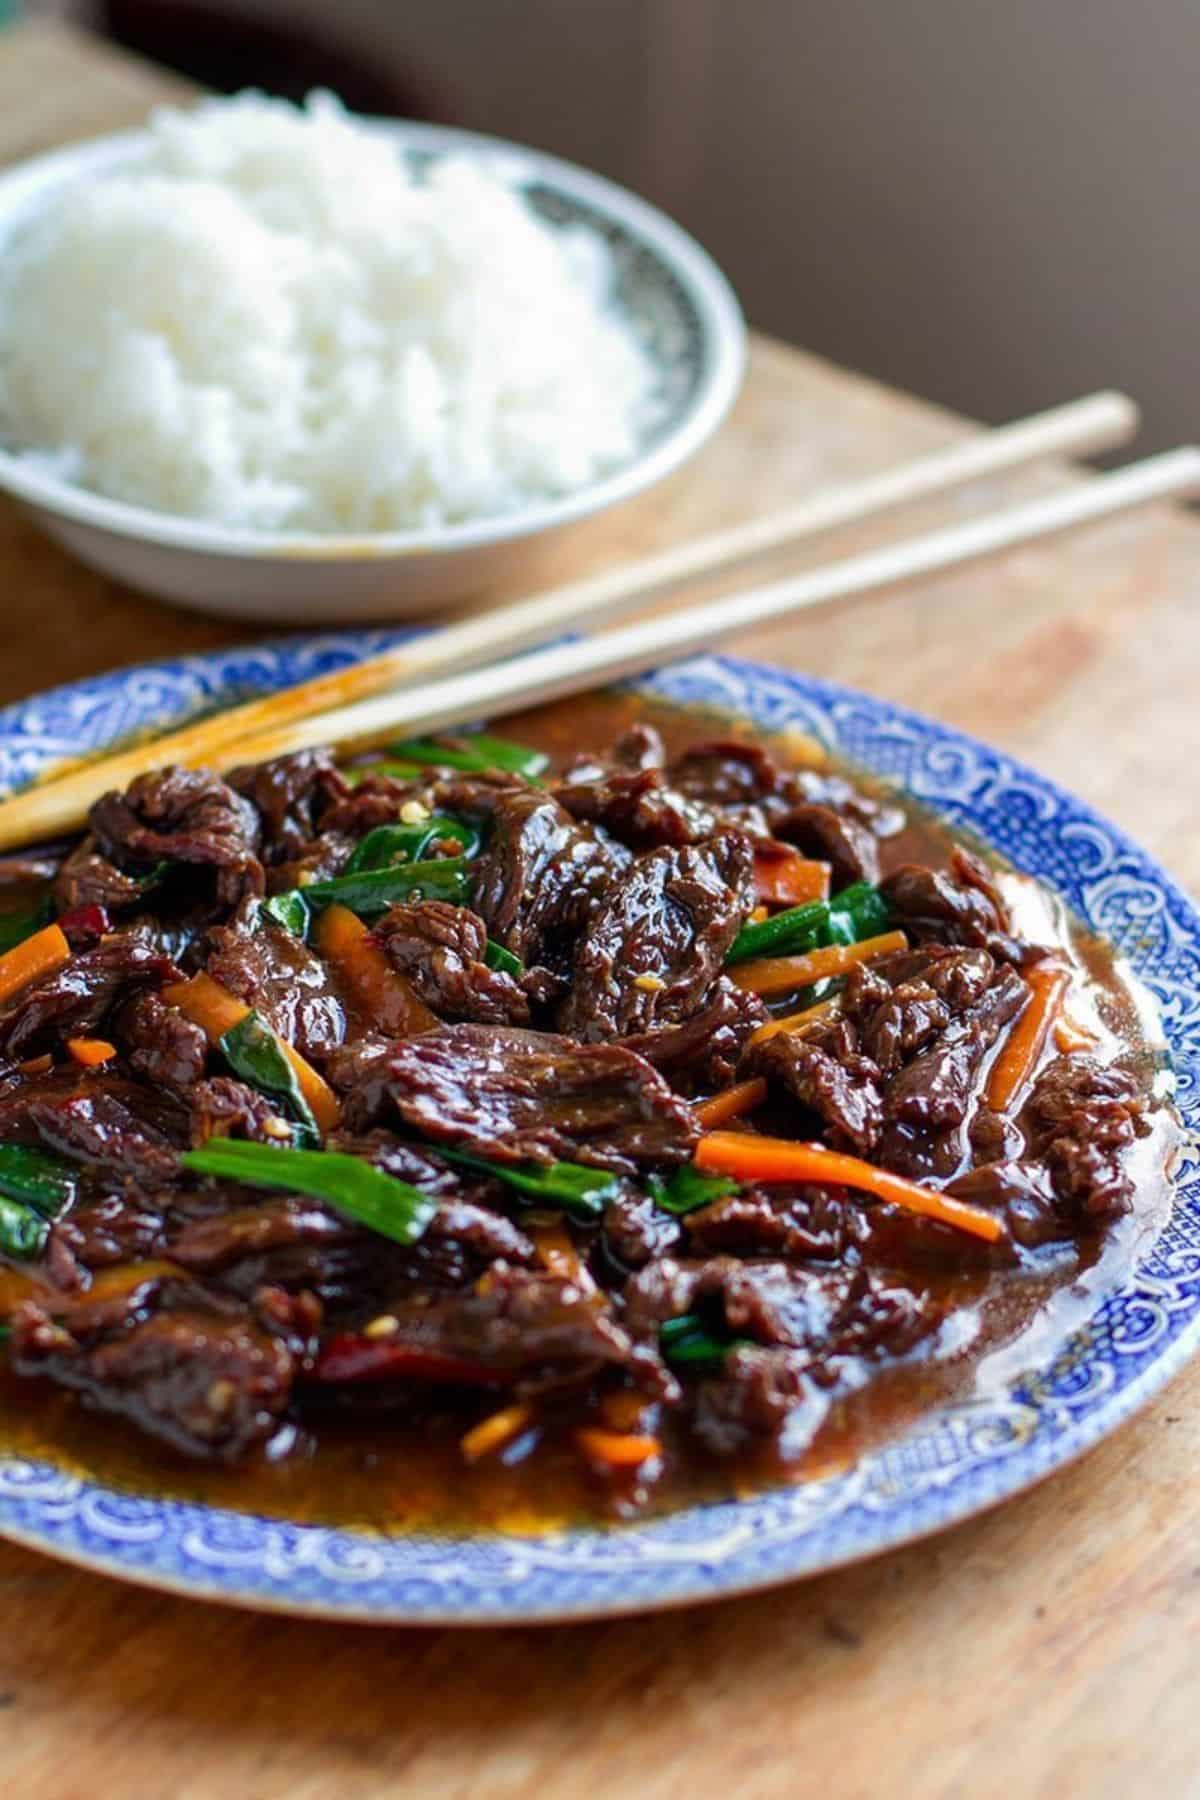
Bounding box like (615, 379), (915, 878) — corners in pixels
(0, 637), (1197, 1623)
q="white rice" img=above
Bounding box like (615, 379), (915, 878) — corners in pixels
(0, 92), (661, 534)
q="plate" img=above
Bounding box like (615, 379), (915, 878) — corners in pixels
(0, 638), (1197, 1622)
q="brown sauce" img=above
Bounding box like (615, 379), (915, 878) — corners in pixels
(0, 690), (1179, 1535)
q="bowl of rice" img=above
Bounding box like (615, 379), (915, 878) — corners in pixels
(0, 93), (744, 623)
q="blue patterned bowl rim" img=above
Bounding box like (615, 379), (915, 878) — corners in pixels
(0, 634), (1197, 1624)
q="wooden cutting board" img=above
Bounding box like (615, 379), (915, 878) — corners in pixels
(1, 22), (1199, 1800)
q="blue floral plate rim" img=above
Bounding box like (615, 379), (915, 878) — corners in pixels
(0, 633), (1196, 1624)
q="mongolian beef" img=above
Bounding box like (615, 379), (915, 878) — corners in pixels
(0, 694), (1175, 1528)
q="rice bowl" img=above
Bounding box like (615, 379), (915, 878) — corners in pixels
(0, 110), (743, 621)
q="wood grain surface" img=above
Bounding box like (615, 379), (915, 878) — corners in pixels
(1, 24), (1199, 1800)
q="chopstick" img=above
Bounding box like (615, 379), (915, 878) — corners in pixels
(9, 439), (1180, 842)
(212, 445), (1199, 763)
(0, 391), (1136, 854)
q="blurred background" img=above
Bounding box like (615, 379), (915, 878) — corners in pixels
(10, 0), (1197, 451)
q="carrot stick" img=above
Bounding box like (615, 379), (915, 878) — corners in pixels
(0, 922), (70, 1007)
(575, 1428), (663, 1468)
(530, 1218), (590, 1287)
(315, 902), (437, 1037)
(163, 971), (341, 1133)
(693, 1077), (769, 1129)
(695, 1131), (1005, 1244)
(746, 997), (840, 1048)
(600, 1390), (654, 1433)
(986, 964), (1070, 1114)
(728, 930), (908, 998)
(162, 971), (248, 1040)
(461, 1402), (534, 1463)
(66, 1037), (117, 1068)
(753, 849), (831, 909)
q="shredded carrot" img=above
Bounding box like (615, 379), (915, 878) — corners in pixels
(748, 905), (769, 925)
(531, 1218), (589, 1287)
(0, 922), (70, 1007)
(314, 902), (437, 1038)
(461, 1403), (534, 1463)
(163, 970), (341, 1133)
(600, 1390), (654, 1433)
(695, 1131), (1004, 1244)
(576, 1427), (663, 1469)
(66, 1037), (117, 1068)
(18, 1053), (54, 1076)
(693, 1077), (769, 1129)
(1054, 1011), (1098, 1055)
(753, 849), (831, 909)
(746, 997), (840, 1048)
(986, 964), (1070, 1114)
(728, 930), (909, 998)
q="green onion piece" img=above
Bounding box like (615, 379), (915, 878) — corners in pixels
(180, 1140), (438, 1248)
(647, 1166), (739, 1216)
(343, 817), (479, 877)
(659, 1311), (751, 1374)
(219, 1012), (319, 1147)
(483, 940), (523, 979)
(388, 734), (549, 781)
(0, 901), (52, 956)
(342, 759), (424, 786)
(726, 881), (891, 965)
(298, 857), (472, 917)
(0, 1144), (77, 1218)
(262, 890), (311, 937)
(437, 1147), (616, 1221)
(0, 1195), (48, 1261)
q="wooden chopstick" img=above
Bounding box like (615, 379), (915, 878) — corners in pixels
(0, 391), (1136, 853)
(6, 441), (1184, 858)
(207, 446), (1199, 765)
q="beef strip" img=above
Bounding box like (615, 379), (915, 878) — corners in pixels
(558, 830), (754, 1041)
(326, 1265), (675, 1400)
(188, 1076), (295, 1145)
(882, 967), (1029, 1132)
(625, 1254), (931, 1454)
(115, 990), (209, 1093)
(340, 1023), (699, 1174)
(668, 740), (782, 806)
(227, 748), (344, 863)
(556, 766), (719, 849)
(10, 1285), (298, 1460)
(372, 901), (529, 1025)
(691, 1347), (830, 1456)
(0, 926), (181, 1058)
(204, 899), (345, 1062)
(460, 785), (627, 979)
(944, 1161), (1069, 1250)
(742, 1015), (885, 1153)
(1025, 1054), (1149, 1221)
(603, 1189), (684, 1269)
(47, 1194), (169, 1274)
(880, 857), (1036, 967)
(88, 767), (264, 909)
(769, 801), (880, 887)
(683, 1184), (851, 1261)
(54, 839), (153, 914)
(26, 1089), (183, 1187)
(619, 976), (767, 1091)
